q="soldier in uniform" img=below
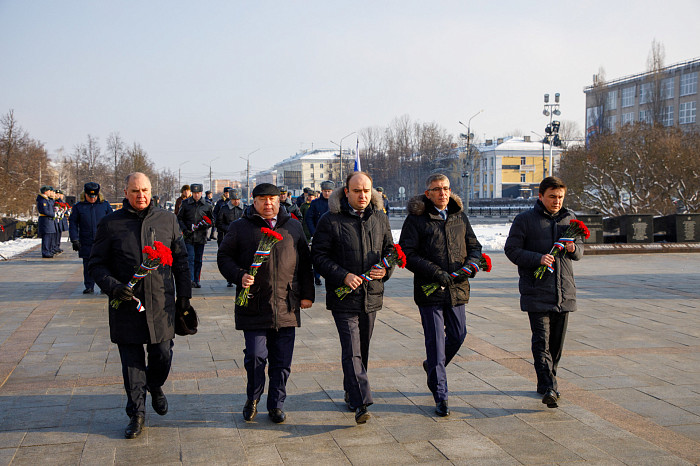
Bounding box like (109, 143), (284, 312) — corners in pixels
(212, 187), (231, 241)
(69, 182), (113, 293)
(215, 189), (245, 287)
(177, 183), (214, 288)
(37, 185), (58, 258)
(278, 186), (303, 220)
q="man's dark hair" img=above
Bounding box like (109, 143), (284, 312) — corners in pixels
(180, 185), (191, 193)
(345, 171), (373, 189)
(538, 176), (567, 195)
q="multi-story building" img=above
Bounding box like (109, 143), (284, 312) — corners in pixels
(584, 57), (699, 136)
(212, 179), (242, 195)
(273, 148), (351, 196)
(473, 136), (562, 199)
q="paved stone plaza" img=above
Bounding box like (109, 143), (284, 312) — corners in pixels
(1, 238), (700, 465)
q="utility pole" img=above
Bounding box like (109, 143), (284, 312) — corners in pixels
(458, 110), (483, 211)
(330, 131), (356, 183)
(240, 148), (260, 204)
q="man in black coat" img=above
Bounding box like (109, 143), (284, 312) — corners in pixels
(311, 172), (394, 424)
(69, 182), (113, 294)
(504, 176), (583, 409)
(177, 183), (214, 288)
(217, 183), (314, 424)
(89, 172), (192, 439)
(215, 189), (245, 287)
(399, 174), (482, 417)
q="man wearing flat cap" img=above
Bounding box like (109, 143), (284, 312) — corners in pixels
(218, 183), (314, 424)
(278, 185), (303, 220)
(36, 185), (58, 258)
(69, 182), (113, 293)
(177, 183), (214, 288)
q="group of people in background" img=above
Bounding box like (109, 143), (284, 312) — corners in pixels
(37, 171), (582, 441)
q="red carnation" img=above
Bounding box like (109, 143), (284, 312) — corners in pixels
(202, 216), (212, 225)
(482, 253), (493, 272)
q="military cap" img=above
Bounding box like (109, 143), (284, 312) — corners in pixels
(252, 183), (280, 197)
(320, 181), (335, 190)
(190, 183), (203, 193)
(205, 190), (212, 195)
(230, 189), (241, 200)
(40, 185), (53, 193)
(84, 182), (100, 196)
(224, 186), (232, 193)
(376, 186), (384, 192)
(277, 185), (288, 193)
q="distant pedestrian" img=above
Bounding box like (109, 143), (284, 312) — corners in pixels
(311, 172), (394, 424)
(89, 172), (193, 439)
(212, 187), (231, 241)
(504, 176), (583, 409)
(278, 185), (303, 220)
(299, 190), (317, 241)
(217, 183), (314, 424)
(399, 174), (482, 417)
(177, 183), (213, 288)
(69, 182), (113, 294)
(36, 185), (58, 258)
(174, 185), (191, 215)
(305, 180), (335, 285)
(216, 189), (244, 287)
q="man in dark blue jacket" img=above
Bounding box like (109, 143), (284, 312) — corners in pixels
(36, 185), (57, 258)
(504, 176), (583, 409)
(177, 183), (214, 288)
(69, 182), (113, 293)
(305, 180), (335, 285)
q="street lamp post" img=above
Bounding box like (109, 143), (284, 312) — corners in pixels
(542, 93), (561, 176)
(240, 148), (260, 205)
(330, 131), (356, 183)
(531, 131), (547, 180)
(178, 160), (189, 188)
(458, 110), (483, 211)
(202, 157), (220, 193)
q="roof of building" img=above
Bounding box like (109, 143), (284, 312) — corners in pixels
(478, 136), (564, 153)
(275, 148), (342, 167)
(583, 56), (700, 92)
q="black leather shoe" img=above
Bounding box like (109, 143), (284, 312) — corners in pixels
(124, 414), (145, 439)
(422, 360), (429, 387)
(193, 282), (201, 288)
(344, 391), (354, 411)
(315, 277), (322, 286)
(355, 405), (370, 424)
(435, 400), (450, 417)
(268, 408), (286, 423)
(83, 288), (94, 294)
(542, 389), (559, 408)
(42, 255), (54, 258)
(243, 399), (258, 421)
(150, 387), (168, 415)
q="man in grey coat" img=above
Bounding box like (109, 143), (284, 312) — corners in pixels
(504, 176), (583, 408)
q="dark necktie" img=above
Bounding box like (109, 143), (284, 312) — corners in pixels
(266, 218), (274, 229)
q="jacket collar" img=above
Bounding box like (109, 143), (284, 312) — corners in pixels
(407, 193), (463, 218)
(535, 199), (570, 221)
(327, 186), (384, 215)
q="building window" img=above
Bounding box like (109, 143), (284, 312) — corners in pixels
(679, 101), (697, 124)
(639, 83), (652, 104)
(622, 86), (635, 107)
(520, 174), (526, 183)
(662, 77), (674, 99)
(680, 72), (698, 96)
(319, 173), (323, 179)
(621, 112), (635, 125)
(320, 163), (323, 168)
(310, 163), (313, 168)
(662, 106), (674, 126)
(606, 90), (617, 110)
(605, 115), (618, 131)
(520, 156), (526, 165)
(483, 174), (487, 183)
(639, 110), (652, 124)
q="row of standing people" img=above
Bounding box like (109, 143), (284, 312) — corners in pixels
(71, 171), (579, 440)
(36, 185), (73, 258)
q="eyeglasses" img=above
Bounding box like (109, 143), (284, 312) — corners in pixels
(428, 187), (451, 193)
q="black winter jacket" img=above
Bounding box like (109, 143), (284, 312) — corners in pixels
(215, 202), (244, 233)
(504, 200), (583, 313)
(177, 197), (214, 244)
(399, 193), (482, 307)
(88, 200), (191, 344)
(311, 187), (394, 313)
(304, 196), (329, 237)
(217, 206), (314, 330)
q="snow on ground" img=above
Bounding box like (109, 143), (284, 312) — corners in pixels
(391, 223), (511, 251)
(0, 238), (41, 260)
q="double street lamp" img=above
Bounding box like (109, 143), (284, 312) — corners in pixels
(330, 131), (356, 183)
(542, 93), (562, 176)
(458, 110), (483, 210)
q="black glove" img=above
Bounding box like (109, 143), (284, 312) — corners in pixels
(435, 270), (454, 288)
(72, 241), (81, 251)
(113, 284), (134, 301)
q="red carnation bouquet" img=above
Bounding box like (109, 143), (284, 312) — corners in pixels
(191, 215), (212, 232)
(422, 253), (492, 296)
(110, 241), (173, 312)
(334, 244), (407, 300)
(54, 201), (70, 220)
(534, 219), (590, 279)
(236, 227), (283, 307)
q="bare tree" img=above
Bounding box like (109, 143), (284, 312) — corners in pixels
(106, 132), (125, 201)
(646, 39), (667, 125)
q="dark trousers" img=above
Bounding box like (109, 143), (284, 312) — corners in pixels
(118, 340), (174, 417)
(41, 233), (55, 256)
(528, 311), (569, 393)
(52, 230), (61, 252)
(332, 311), (376, 409)
(243, 327), (295, 410)
(418, 304), (467, 402)
(185, 242), (205, 282)
(82, 257), (95, 290)
(209, 225), (217, 239)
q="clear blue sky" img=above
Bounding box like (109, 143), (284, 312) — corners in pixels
(1, 0), (698, 184)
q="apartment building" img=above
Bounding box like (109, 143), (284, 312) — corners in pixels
(584, 57), (699, 136)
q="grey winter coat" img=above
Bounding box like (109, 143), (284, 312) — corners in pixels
(399, 193), (482, 307)
(311, 187), (394, 313)
(504, 200), (583, 313)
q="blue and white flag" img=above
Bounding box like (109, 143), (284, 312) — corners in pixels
(354, 137), (361, 172)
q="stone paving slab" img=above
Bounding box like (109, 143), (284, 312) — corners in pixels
(0, 240), (699, 464)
